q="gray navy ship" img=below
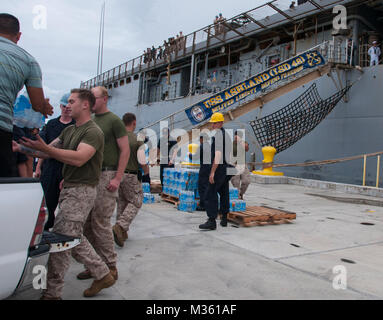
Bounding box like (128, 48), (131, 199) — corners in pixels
(81, 0), (383, 187)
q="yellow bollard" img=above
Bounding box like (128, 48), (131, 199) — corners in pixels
(188, 143), (199, 154)
(376, 155), (380, 188)
(362, 155), (367, 186)
(181, 143), (200, 168)
(253, 146), (284, 176)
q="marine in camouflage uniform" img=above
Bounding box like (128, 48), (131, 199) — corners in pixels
(230, 130), (251, 199)
(113, 113), (149, 247)
(16, 89), (116, 299)
(78, 86), (130, 280)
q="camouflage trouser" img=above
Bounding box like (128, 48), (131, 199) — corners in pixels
(230, 165), (251, 197)
(44, 185), (110, 299)
(84, 171), (118, 268)
(116, 173), (143, 232)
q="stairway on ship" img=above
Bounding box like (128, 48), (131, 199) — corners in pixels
(142, 40), (354, 149)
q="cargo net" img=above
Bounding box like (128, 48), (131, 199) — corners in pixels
(250, 83), (351, 153)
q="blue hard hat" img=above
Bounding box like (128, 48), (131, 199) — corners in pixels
(60, 92), (70, 106)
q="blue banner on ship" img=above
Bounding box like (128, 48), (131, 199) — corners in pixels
(185, 49), (325, 125)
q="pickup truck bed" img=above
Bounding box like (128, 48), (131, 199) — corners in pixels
(0, 178), (79, 299)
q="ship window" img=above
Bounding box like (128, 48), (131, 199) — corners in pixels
(126, 77), (131, 84)
(208, 60), (217, 68)
(230, 53), (240, 64)
(120, 79), (125, 86)
(114, 82), (118, 88)
(267, 54), (280, 68)
(134, 74), (139, 80)
(219, 56), (228, 67)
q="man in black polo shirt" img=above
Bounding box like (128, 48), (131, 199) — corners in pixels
(199, 112), (232, 230)
(196, 132), (211, 211)
(157, 127), (177, 188)
(35, 93), (75, 230)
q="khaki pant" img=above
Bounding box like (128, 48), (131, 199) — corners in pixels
(230, 165), (251, 197)
(44, 186), (110, 299)
(116, 173), (143, 232)
(84, 171), (118, 268)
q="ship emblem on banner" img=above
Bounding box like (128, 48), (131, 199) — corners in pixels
(191, 105), (206, 122)
(185, 49), (325, 125)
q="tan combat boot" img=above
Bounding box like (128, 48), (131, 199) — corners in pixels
(109, 266), (118, 281)
(83, 272), (116, 298)
(77, 269), (92, 280)
(112, 224), (125, 247)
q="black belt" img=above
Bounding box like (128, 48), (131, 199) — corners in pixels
(125, 170), (142, 182)
(125, 170), (138, 174)
(102, 166), (117, 171)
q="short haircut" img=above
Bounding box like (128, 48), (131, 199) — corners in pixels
(70, 88), (96, 109)
(94, 86), (108, 97)
(122, 112), (136, 125)
(0, 13), (20, 35)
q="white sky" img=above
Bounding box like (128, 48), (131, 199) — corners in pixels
(2, 0), (290, 116)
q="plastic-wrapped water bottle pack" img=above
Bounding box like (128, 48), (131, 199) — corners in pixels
(162, 168), (201, 212)
(179, 190), (195, 202)
(142, 183), (156, 204)
(229, 188), (239, 200)
(230, 200), (246, 212)
(13, 94), (45, 129)
(163, 168), (200, 196)
(178, 200), (197, 213)
(143, 193), (155, 204)
(142, 183), (151, 193)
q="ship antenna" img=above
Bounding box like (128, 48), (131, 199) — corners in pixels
(97, 1), (106, 83)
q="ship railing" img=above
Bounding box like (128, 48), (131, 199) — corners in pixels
(80, 0), (354, 89)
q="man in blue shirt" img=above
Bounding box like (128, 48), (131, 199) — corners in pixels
(0, 13), (53, 177)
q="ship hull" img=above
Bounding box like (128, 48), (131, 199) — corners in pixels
(107, 64), (383, 187)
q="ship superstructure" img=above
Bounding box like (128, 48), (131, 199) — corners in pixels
(81, 0), (383, 186)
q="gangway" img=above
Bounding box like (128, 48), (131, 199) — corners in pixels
(141, 40), (353, 142)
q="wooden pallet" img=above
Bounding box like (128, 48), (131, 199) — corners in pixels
(161, 194), (179, 205)
(227, 206), (296, 227)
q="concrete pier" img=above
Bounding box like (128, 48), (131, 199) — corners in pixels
(10, 172), (383, 300)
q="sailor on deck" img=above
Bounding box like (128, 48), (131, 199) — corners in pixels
(368, 41), (381, 66)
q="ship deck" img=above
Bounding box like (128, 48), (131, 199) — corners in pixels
(10, 167), (383, 300)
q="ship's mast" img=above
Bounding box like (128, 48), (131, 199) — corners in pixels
(97, 1), (106, 82)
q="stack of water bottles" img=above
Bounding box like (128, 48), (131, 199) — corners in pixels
(230, 188), (239, 199)
(142, 183), (155, 204)
(178, 191), (197, 212)
(162, 168), (200, 212)
(13, 94), (45, 129)
(229, 188), (246, 212)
